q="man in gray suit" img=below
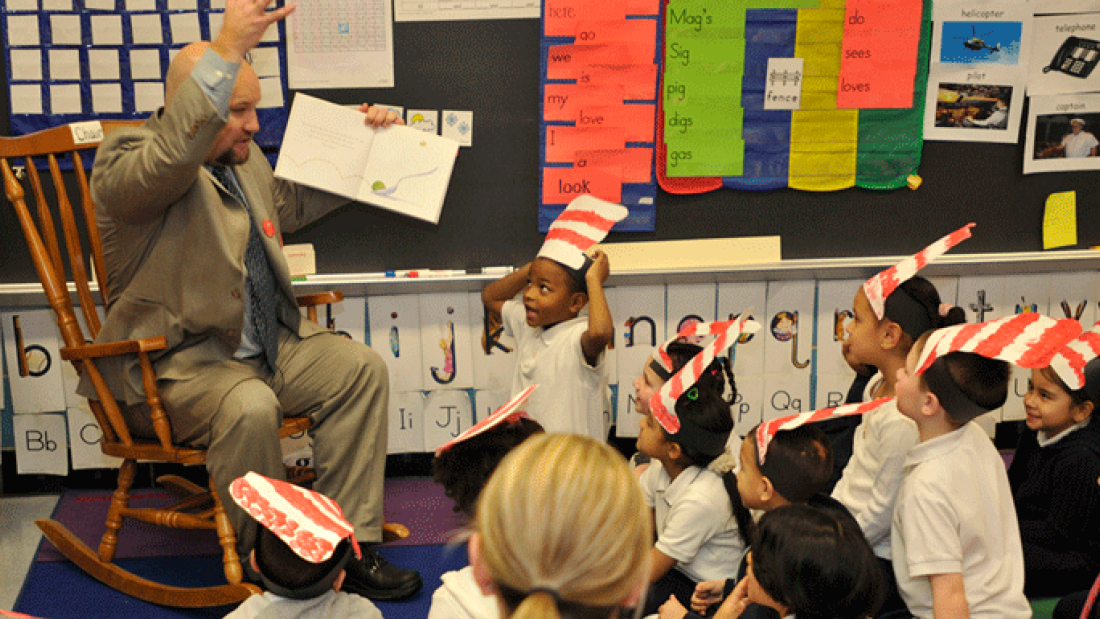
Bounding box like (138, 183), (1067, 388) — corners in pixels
(85, 0), (421, 600)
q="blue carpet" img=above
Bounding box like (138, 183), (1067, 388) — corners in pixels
(16, 543), (468, 618)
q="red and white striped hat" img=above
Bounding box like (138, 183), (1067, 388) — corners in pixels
(649, 313), (760, 434)
(862, 223), (974, 320)
(755, 397), (892, 465)
(1049, 321), (1100, 391)
(915, 312), (1083, 376)
(651, 315), (748, 380)
(538, 195), (629, 271)
(229, 472), (361, 563)
(435, 385), (538, 455)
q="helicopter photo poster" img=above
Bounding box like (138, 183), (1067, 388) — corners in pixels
(1029, 14), (1100, 96)
(924, 1), (1031, 143)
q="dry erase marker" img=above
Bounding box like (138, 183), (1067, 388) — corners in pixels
(481, 266), (514, 276)
(419, 269), (466, 278)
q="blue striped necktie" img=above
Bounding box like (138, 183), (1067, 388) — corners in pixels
(208, 164), (279, 371)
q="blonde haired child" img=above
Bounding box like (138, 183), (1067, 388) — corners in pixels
(469, 433), (651, 619)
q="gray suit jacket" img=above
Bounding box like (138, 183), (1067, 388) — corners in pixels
(84, 74), (348, 406)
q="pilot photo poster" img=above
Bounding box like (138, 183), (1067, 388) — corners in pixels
(924, 0), (1032, 143)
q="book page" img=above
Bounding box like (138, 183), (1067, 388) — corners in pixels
(357, 125), (460, 224)
(274, 94), (376, 200)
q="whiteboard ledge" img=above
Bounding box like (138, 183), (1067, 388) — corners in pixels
(2, 249), (1100, 307)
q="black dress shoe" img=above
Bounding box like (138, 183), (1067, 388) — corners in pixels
(342, 546), (423, 601)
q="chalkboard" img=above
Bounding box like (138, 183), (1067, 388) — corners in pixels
(3, 18), (1100, 286)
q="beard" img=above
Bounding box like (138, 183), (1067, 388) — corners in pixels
(214, 142), (250, 166)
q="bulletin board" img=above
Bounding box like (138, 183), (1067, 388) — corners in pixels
(2, 11), (1100, 285)
(1, 0), (290, 148)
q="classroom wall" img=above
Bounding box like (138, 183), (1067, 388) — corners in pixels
(2, 269), (1095, 470)
(3, 18), (1100, 286)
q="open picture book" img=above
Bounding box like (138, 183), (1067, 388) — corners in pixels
(274, 93), (460, 224)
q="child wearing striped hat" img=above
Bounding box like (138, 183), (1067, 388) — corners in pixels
(481, 196), (626, 439)
(832, 225), (972, 616)
(638, 317), (758, 616)
(224, 472), (382, 619)
(890, 313), (1081, 619)
(1009, 322), (1100, 598)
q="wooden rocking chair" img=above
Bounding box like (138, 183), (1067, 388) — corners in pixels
(1, 121), (405, 608)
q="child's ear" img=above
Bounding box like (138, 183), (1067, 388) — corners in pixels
(759, 475), (777, 505)
(249, 549), (260, 575)
(1073, 400), (1095, 423)
(880, 320), (904, 351)
(922, 390), (944, 419)
(468, 533), (496, 596)
(666, 441), (683, 463)
(569, 291), (588, 315)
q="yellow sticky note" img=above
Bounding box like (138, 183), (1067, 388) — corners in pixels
(1044, 191), (1077, 250)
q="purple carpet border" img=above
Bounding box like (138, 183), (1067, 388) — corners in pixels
(35, 477), (466, 562)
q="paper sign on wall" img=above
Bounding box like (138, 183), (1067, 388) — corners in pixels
(14, 413), (69, 475)
(613, 286), (666, 438)
(420, 293), (474, 390)
(368, 295), (424, 393)
(389, 391), (426, 454)
(68, 406), (123, 470)
(422, 390), (474, 452)
(2, 309), (67, 413)
(468, 292), (516, 392)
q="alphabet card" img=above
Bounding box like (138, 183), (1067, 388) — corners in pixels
(665, 283), (718, 339)
(13, 413), (69, 475)
(368, 295), (424, 393)
(814, 279), (862, 409)
(67, 405), (122, 470)
(280, 426), (313, 467)
(762, 281), (815, 376)
(1001, 273), (1054, 422)
(717, 282), (767, 379)
(475, 389), (511, 424)
(603, 287), (620, 379)
(468, 292), (516, 392)
(763, 281), (815, 421)
(732, 375), (765, 438)
(2, 309), (67, 413)
(957, 275), (1009, 426)
(614, 285), (666, 438)
(1049, 270), (1096, 325)
(389, 390), (426, 454)
(957, 275), (1008, 324)
(422, 389), (474, 452)
(420, 293), (474, 390)
(311, 296), (366, 342)
(763, 371), (809, 422)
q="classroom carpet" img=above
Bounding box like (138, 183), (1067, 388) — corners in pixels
(16, 478), (468, 618)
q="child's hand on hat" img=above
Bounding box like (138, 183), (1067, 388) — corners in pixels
(586, 249), (610, 285)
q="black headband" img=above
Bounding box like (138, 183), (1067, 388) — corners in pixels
(649, 358), (673, 382)
(922, 357), (1004, 422)
(884, 286), (933, 341)
(255, 539), (352, 600)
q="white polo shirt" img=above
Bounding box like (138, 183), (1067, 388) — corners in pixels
(831, 374), (918, 560)
(1062, 130), (1099, 158)
(501, 299), (609, 440)
(428, 567), (499, 619)
(891, 422), (1030, 619)
(639, 464), (745, 583)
